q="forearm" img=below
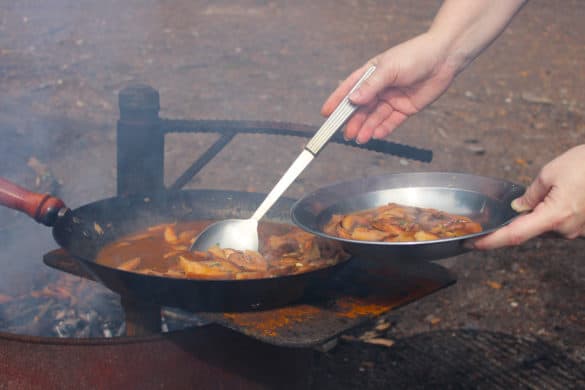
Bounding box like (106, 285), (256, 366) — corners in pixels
(429, 0), (528, 74)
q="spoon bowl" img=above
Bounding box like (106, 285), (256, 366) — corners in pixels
(190, 218), (259, 252)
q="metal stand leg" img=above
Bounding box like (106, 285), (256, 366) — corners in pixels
(120, 297), (162, 336)
(117, 84), (165, 195)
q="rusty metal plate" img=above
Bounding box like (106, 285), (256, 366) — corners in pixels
(0, 325), (313, 390)
(198, 258), (455, 347)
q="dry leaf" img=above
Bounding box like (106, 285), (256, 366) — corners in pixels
(424, 314), (441, 325)
(486, 280), (502, 289)
(93, 222), (104, 235)
(375, 321), (391, 332)
(515, 158), (528, 167)
(364, 338), (395, 348)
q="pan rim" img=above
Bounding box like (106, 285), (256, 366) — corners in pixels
(291, 171), (525, 248)
(55, 188), (351, 283)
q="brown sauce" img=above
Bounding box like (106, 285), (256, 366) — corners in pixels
(96, 220), (348, 280)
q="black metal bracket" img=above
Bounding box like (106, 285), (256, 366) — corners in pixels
(117, 84), (433, 195)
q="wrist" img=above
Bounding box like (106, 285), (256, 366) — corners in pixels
(423, 28), (474, 77)
(426, 0), (527, 75)
(414, 31), (462, 83)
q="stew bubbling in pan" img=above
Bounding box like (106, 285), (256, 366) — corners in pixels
(96, 221), (349, 280)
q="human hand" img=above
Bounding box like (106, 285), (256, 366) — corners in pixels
(321, 33), (458, 144)
(321, 0), (527, 144)
(472, 144), (585, 250)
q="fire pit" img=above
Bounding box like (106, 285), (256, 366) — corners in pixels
(0, 84), (453, 388)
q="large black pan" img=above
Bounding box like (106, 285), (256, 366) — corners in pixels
(291, 172), (525, 262)
(0, 178), (348, 312)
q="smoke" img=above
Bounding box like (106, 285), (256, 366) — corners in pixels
(0, 0), (153, 322)
(0, 0), (423, 336)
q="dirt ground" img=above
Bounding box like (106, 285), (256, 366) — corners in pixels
(1, 0), (585, 388)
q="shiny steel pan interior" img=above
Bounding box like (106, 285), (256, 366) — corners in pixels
(291, 172), (525, 262)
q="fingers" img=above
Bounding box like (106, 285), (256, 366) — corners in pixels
(321, 65), (372, 116)
(343, 105), (372, 140)
(511, 174), (550, 212)
(322, 58), (416, 143)
(474, 170), (552, 249)
(322, 60), (393, 117)
(475, 146), (585, 250)
(472, 203), (557, 250)
(373, 111), (408, 139)
(348, 65), (389, 106)
(342, 101), (407, 143)
(355, 102), (408, 143)
(355, 101), (393, 143)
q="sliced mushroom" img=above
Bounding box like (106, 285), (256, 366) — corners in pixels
(118, 257), (141, 271)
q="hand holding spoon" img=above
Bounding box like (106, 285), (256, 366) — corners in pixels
(190, 66), (376, 252)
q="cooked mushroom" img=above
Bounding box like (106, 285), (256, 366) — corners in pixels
(96, 220), (349, 280)
(324, 202), (483, 242)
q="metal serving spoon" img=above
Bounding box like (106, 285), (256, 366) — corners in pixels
(190, 66), (376, 252)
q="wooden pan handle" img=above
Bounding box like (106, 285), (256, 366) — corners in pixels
(0, 177), (66, 226)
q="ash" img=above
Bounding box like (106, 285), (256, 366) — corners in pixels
(0, 273), (125, 338)
(0, 273), (205, 338)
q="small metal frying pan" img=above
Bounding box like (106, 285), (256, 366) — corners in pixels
(291, 172), (525, 262)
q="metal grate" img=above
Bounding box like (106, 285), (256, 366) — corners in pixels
(311, 329), (585, 389)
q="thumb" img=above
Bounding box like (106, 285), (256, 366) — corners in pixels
(511, 177), (550, 212)
(349, 65), (393, 105)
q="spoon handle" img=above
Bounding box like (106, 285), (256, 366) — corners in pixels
(305, 65), (376, 155)
(250, 66), (376, 222)
(251, 149), (314, 221)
